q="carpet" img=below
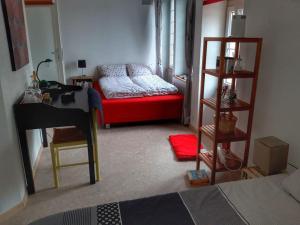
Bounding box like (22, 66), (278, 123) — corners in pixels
(2, 123), (240, 225)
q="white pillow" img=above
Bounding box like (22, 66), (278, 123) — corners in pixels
(282, 169), (300, 202)
(99, 64), (127, 77)
(127, 64), (153, 77)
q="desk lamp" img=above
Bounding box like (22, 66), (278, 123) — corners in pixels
(78, 60), (87, 76)
(36, 58), (53, 81)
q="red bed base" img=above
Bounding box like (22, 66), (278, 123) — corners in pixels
(93, 82), (183, 125)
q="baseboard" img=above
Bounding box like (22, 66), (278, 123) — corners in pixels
(0, 194), (27, 223)
(32, 145), (43, 178)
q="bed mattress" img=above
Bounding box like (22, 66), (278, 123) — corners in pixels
(131, 75), (178, 96)
(99, 76), (146, 99)
(29, 174), (300, 225)
(99, 75), (178, 99)
(219, 174), (300, 225)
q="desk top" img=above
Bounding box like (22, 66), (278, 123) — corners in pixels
(51, 87), (89, 113)
(14, 85), (91, 130)
(16, 83), (90, 113)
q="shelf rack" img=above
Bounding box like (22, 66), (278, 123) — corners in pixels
(196, 37), (263, 185)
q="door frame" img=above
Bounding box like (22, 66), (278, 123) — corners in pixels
(25, 1), (66, 84)
(51, 0), (66, 84)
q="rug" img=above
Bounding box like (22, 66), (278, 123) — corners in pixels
(169, 134), (203, 161)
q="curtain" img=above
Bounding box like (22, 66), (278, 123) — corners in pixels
(183, 0), (196, 125)
(155, 0), (163, 77)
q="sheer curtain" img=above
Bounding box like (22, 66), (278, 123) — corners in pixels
(155, 0), (196, 125)
(155, 0), (163, 77)
(183, 0), (196, 125)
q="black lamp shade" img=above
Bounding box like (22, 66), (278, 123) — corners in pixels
(78, 60), (86, 68)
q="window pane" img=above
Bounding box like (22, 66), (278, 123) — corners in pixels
(169, 0), (175, 68)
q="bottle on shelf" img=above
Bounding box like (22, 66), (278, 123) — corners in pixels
(234, 56), (243, 72)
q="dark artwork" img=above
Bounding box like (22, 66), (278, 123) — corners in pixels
(1, 0), (29, 71)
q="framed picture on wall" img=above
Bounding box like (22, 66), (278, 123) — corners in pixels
(1, 0), (29, 71)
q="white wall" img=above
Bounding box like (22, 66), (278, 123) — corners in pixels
(0, 1), (42, 214)
(240, 0), (300, 167)
(58, 0), (156, 81)
(190, 1), (227, 129)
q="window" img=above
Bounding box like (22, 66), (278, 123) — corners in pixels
(226, 8), (244, 57)
(169, 0), (175, 68)
(226, 8), (244, 37)
(225, 8), (244, 85)
(226, 10), (236, 58)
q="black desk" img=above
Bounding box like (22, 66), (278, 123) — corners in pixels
(14, 85), (96, 194)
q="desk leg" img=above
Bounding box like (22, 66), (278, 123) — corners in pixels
(18, 129), (35, 194)
(86, 127), (96, 184)
(41, 129), (48, 148)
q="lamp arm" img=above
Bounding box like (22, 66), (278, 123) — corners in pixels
(36, 61), (45, 81)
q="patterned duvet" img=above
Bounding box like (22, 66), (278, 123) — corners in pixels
(99, 75), (178, 99)
(131, 75), (178, 96)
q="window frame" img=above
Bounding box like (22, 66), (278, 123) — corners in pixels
(169, 0), (176, 69)
(224, 7), (244, 86)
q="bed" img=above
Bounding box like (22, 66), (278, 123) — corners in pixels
(93, 64), (184, 126)
(29, 172), (300, 225)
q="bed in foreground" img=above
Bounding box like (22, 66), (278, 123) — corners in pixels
(29, 173), (300, 225)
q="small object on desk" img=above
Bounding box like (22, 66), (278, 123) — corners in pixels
(42, 93), (52, 104)
(22, 88), (42, 104)
(61, 91), (75, 104)
(39, 80), (50, 89)
(30, 71), (39, 89)
(187, 169), (209, 186)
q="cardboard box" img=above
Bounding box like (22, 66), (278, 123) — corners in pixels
(253, 136), (289, 175)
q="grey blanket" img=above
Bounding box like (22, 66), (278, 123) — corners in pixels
(30, 186), (247, 225)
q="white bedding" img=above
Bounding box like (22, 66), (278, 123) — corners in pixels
(219, 174), (300, 225)
(131, 75), (178, 96)
(99, 76), (146, 99)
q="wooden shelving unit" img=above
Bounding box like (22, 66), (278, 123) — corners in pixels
(196, 37), (263, 185)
